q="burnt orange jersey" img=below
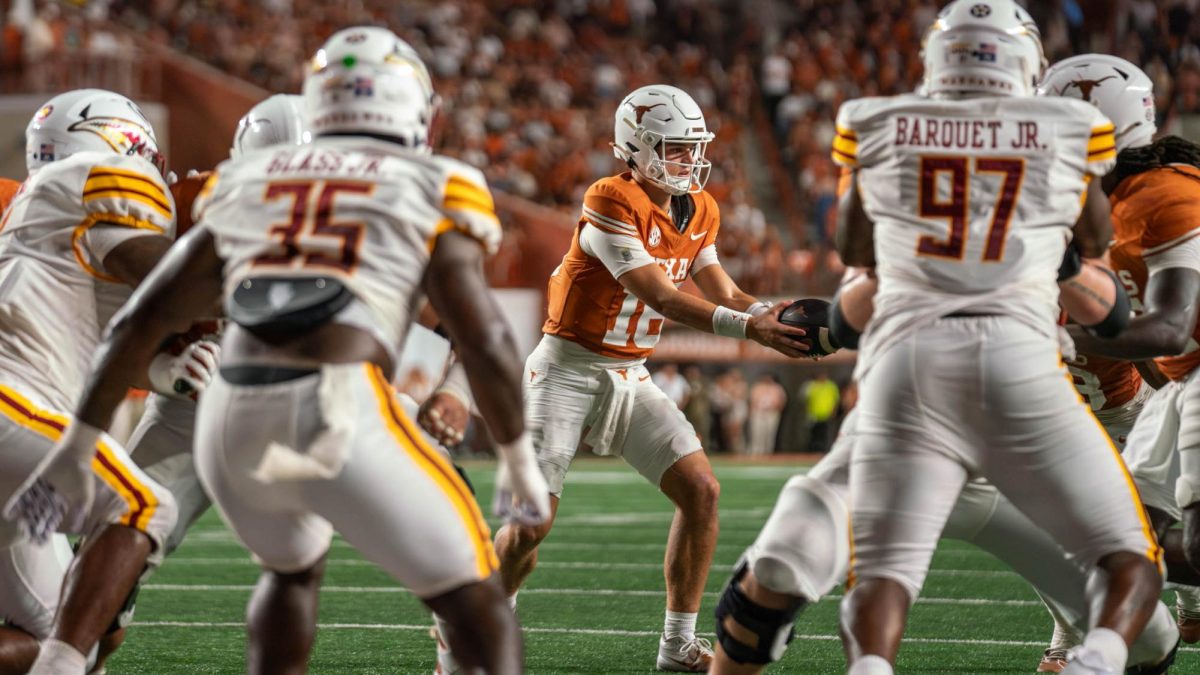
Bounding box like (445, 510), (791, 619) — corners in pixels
(1066, 352), (1142, 411)
(1110, 165), (1200, 381)
(543, 173), (720, 360)
(0, 178), (21, 226)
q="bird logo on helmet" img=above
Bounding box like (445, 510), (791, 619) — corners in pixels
(25, 89), (164, 176)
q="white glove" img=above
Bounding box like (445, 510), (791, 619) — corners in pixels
(492, 434), (551, 526)
(4, 420), (102, 543)
(148, 340), (221, 400)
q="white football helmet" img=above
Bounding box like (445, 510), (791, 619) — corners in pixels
(612, 84), (714, 195)
(1038, 55), (1156, 153)
(230, 94), (311, 158)
(303, 26), (436, 150)
(921, 0), (1045, 98)
(25, 88), (163, 176)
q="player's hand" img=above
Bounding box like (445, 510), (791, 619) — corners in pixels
(4, 421), (102, 543)
(148, 340), (221, 400)
(747, 301), (811, 358)
(419, 391), (469, 447)
(493, 435), (551, 526)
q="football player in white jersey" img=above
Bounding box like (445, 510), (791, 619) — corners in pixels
(818, 2), (1164, 673)
(0, 88), (230, 674)
(707, 265), (1182, 675)
(39, 27), (550, 674)
(125, 93), (313, 568)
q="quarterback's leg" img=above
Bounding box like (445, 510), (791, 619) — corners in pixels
(494, 348), (592, 601)
(622, 367), (716, 671)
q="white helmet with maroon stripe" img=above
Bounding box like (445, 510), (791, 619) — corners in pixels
(612, 85), (715, 195)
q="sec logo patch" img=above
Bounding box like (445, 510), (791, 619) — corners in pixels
(648, 225), (662, 248)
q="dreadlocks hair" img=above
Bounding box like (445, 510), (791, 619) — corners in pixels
(1115, 135), (1200, 186)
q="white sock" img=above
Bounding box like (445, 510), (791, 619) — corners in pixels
(664, 610), (697, 641)
(1049, 620), (1082, 651)
(30, 639), (87, 675)
(1176, 584), (1200, 612)
(1081, 627), (1128, 672)
(507, 593), (518, 611)
(847, 654), (894, 675)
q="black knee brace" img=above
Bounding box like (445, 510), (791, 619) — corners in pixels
(714, 562), (807, 665)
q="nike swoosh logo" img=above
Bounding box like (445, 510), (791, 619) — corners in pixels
(638, 375), (651, 382)
(689, 231), (708, 241)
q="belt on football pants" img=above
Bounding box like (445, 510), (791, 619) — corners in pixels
(219, 365), (319, 386)
(942, 310), (999, 319)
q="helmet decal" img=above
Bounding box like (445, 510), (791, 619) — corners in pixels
(1058, 75), (1118, 103)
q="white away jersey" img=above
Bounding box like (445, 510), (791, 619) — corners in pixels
(832, 94), (1116, 374)
(0, 152), (175, 409)
(197, 137), (502, 357)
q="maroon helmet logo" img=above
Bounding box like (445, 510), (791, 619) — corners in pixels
(1059, 75), (1117, 103)
(631, 102), (668, 124)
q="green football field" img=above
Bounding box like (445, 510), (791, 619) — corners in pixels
(104, 459), (1198, 674)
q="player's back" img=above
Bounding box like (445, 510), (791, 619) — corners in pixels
(198, 136), (501, 359)
(0, 153), (174, 409)
(834, 94), (1115, 368)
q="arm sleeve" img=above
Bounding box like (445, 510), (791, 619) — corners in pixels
(579, 223), (656, 279)
(437, 163), (503, 255)
(831, 103), (859, 169)
(1145, 231), (1200, 277)
(690, 244), (720, 275)
(1085, 107), (1117, 177)
(77, 156), (175, 277)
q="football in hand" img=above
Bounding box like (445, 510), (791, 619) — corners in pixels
(778, 298), (839, 357)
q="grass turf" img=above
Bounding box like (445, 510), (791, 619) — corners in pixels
(104, 459), (1196, 673)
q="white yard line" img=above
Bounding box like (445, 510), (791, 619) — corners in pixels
(128, 620), (1200, 653)
(163, 557), (1016, 577)
(142, 584), (1039, 607)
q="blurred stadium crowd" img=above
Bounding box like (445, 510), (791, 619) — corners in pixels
(1, 0), (1197, 294)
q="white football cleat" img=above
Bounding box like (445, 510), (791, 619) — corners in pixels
(656, 635), (714, 672)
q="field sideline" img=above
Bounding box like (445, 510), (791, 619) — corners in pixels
(105, 459), (1197, 673)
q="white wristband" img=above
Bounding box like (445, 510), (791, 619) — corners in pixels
(746, 301), (771, 317)
(712, 305), (751, 339)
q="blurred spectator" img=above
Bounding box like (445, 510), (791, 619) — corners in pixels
(747, 373), (786, 456)
(652, 363), (690, 410)
(54, 0), (787, 293)
(713, 369), (748, 455)
(683, 365), (713, 452)
(802, 370), (840, 454)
